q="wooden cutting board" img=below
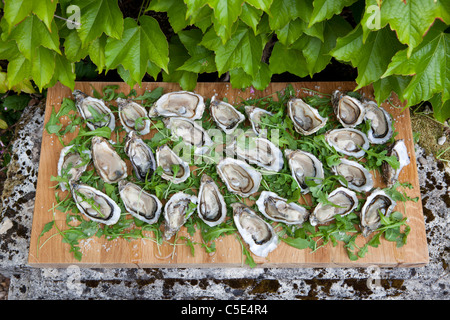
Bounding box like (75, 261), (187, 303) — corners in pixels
(28, 81), (429, 268)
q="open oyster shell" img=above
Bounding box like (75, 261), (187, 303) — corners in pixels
(91, 136), (127, 184)
(363, 101), (394, 144)
(73, 90), (115, 131)
(217, 158), (262, 197)
(124, 131), (156, 181)
(332, 158), (374, 193)
(118, 180), (162, 225)
(164, 117), (213, 155)
(381, 139), (411, 187)
(70, 182), (121, 225)
(163, 192), (198, 240)
(256, 191), (310, 225)
(287, 98), (327, 135)
(210, 96), (245, 134)
(57, 145), (91, 191)
(310, 187), (358, 226)
(198, 174), (227, 227)
(226, 135), (284, 172)
(117, 97), (151, 135)
(325, 128), (369, 158)
(149, 91), (205, 120)
(284, 149), (324, 193)
(156, 144), (190, 184)
(244, 105), (273, 137)
(360, 189), (396, 236)
(331, 90), (365, 128)
(231, 202), (278, 258)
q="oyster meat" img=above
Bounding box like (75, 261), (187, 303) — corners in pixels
(70, 182), (121, 225)
(163, 192), (198, 240)
(256, 191), (310, 225)
(227, 135), (284, 172)
(156, 144), (190, 184)
(325, 128), (369, 158)
(124, 131), (156, 181)
(117, 97), (151, 135)
(164, 117), (213, 155)
(118, 180), (162, 225)
(244, 105), (273, 137)
(91, 136), (127, 184)
(73, 90), (115, 131)
(331, 90), (365, 127)
(310, 187), (358, 226)
(285, 149), (324, 193)
(210, 96), (245, 134)
(363, 100), (393, 144)
(332, 158), (374, 192)
(217, 158), (262, 197)
(198, 174), (227, 227)
(360, 189), (396, 236)
(382, 139), (410, 187)
(57, 145), (91, 191)
(287, 98), (327, 135)
(232, 202), (278, 257)
(149, 91), (205, 120)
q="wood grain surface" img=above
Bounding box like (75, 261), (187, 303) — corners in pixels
(28, 81), (429, 268)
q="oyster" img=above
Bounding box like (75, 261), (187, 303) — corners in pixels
(360, 189), (396, 236)
(332, 158), (374, 192)
(363, 101), (394, 144)
(124, 131), (156, 181)
(197, 174), (227, 227)
(381, 139), (410, 187)
(149, 91), (205, 120)
(70, 182), (121, 225)
(284, 149), (324, 193)
(227, 135), (284, 172)
(163, 192), (198, 240)
(310, 187), (358, 226)
(325, 128), (369, 158)
(117, 97), (151, 135)
(244, 105), (273, 137)
(118, 180), (162, 225)
(73, 90), (115, 131)
(231, 202), (278, 257)
(256, 191), (309, 225)
(287, 98), (327, 135)
(164, 117), (213, 155)
(210, 96), (245, 134)
(57, 145), (91, 191)
(91, 136), (127, 184)
(217, 158), (262, 197)
(331, 90), (365, 128)
(155, 144), (190, 184)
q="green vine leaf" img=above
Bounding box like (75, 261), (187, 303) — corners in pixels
(31, 46), (56, 90)
(105, 16), (169, 86)
(309, 0), (358, 26)
(268, 0), (310, 31)
(147, 0), (189, 33)
(269, 41), (309, 78)
(207, 0), (244, 43)
(3, 0), (58, 33)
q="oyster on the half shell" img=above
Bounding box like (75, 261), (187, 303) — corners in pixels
(149, 91), (205, 120)
(360, 189), (396, 236)
(210, 96), (245, 134)
(156, 144), (190, 184)
(57, 145), (91, 191)
(118, 180), (162, 225)
(256, 191), (310, 225)
(310, 187), (358, 226)
(231, 202), (278, 258)
(163, 192), (198, 240)
(217, 158), (262, 197)
(363, 100), (394, 144)
(331, 90), (365, 128)
(381, 139), (410, 187)
(325, 128), (369, 158)
(284, 149), (324, 193)
(197, 174), (227, 227)
(73, 90), (115, 131)
(244, 106), (273, 137)
(117, 97), (151, 135)
(164, 117), (213, 155)
(124, 131), (156, 181)
(332, 158), (374, 193)
(91, 136), (127, 184)
(287, 98), (327, 135)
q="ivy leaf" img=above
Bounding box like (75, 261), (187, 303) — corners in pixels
(3, 0), (57, 32)
(6, 54), (32, 89)
(245, 0), (273, 13)
(429, 93), (450, 123)
(31, 46), (56, 90)
(268, 0), (310, 30)
(309, 0), (358, 26)
(52, 54), (76, 90)
(240, 2), (263, 34)
(73, 0), (124, 45)
(64, 31), (89, 63)
(382, 21), (450, 107)
(372, 75), (411, 105)
(177, 29), (216, 74)
(105, 16), (169, 86)
(269, 42), (309, 78)
(331, 25), (405, 90)
(88, 35), (108, 72)
(207, 0), (244, 42)
(147, 0), (189, 33)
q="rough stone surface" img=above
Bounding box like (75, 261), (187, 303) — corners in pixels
(0, 105), (449, 300)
